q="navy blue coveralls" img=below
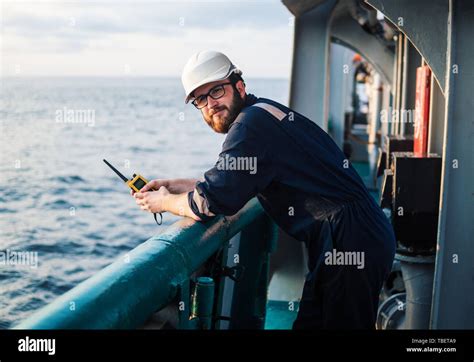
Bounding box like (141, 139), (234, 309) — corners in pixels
(188, 94), (396, 329)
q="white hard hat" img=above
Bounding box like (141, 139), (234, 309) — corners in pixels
(181, 50), (242, 103)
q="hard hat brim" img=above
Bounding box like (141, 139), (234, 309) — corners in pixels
(184, 68), (242, 104)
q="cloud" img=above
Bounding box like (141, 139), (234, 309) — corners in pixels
(1, 1), (294, 76)
(2, 2), (292, 38)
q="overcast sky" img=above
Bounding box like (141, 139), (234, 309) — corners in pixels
(1, 0), (294, 78)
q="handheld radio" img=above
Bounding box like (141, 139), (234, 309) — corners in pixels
(103, 159), (162, 225)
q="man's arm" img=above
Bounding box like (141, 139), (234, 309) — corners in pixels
(135, 120), (273, 222)
(163, 192), (202, 221)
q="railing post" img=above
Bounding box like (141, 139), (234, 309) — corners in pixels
(189, 277), (215, 330)
(177, 281), (191, 329)
(227, 213), (278, 329)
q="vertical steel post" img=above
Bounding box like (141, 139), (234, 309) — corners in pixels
(190, 277), (215, 330)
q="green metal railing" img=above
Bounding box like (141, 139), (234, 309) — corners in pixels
(14, 198), (277, 329)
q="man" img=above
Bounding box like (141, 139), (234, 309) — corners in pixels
(134, 50), (396, 329)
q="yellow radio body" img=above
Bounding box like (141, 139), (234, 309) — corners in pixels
(127, 174), (149, 192)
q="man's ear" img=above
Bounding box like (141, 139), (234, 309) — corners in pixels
(235, 80), (246, 98)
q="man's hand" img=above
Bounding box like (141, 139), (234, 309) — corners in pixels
(131, 178), (201, 196)
(134, 186), (170, 213)
(133, 187), (202, 221)
(130, 179), (168, 196)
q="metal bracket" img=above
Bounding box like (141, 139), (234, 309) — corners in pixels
(220, 264), (245, 282)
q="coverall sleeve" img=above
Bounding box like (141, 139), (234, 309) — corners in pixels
(188, 122), (274, 221)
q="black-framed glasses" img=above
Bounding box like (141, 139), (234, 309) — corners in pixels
(192, 82), (233, 109)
